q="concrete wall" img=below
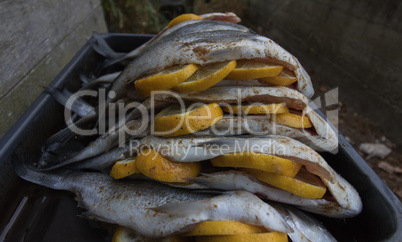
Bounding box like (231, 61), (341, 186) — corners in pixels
(0, 0), (107, 138)
(249, 0), (402, 146)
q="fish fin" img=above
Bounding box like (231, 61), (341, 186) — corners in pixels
(149, 198), (214, 216)
(44, 86), (94, 118)
(151, 191), (292, 233)
(41, 125), (75, 153)
(89, 32), (125, 60)
(38, 116), (98, 170)
(13, 153), (71, 190)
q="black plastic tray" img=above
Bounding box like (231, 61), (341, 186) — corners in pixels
(0, 33), (401, 241)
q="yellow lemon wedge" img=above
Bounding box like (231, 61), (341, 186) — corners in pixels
(245, 167), (327, 199)
(184, 221), (268, 236)
(136, 149), (201, 182)
(112, 226), (137, 242)
(225, 60), (283, 80)
(135, 64), (199, 97)
(174, 60), (236, 93)
(167, 13), (203, 28)
(221, 103), (289, 115)
(272, 113), (313, 128)
(154, 103), (223, 137)
(261, 69), (297, 86)
(110, 158), (138, 180)
(195, 232), (288, 242)
(112, 226), (188, 242)
(211, 152), (302, 177)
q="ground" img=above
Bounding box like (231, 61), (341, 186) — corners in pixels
(314, 85), (402, 201)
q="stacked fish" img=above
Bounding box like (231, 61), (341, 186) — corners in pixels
(15, 13), (362, 241)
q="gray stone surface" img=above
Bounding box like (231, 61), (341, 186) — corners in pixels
(249, 0), (402, 146)
(0, 0), (107, 138)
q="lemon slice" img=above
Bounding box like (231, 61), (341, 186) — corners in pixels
(135, 64), (199, 97)
(272, 113), (313, 128)
(167, 13), (203, 28)
(154, 103), (223, 137)
(221, 103), (289, 115)
(112, 226), (139, 242)
(136, 149), (200, 182)
(211, 152), (302, 177)
(195, 232), (288, 242)
(110, 158), (138, 179)
(226, 60), (283, 80)
(174, 60), (236, 93)
(245, 167), (327, 199)
(261, 69), (297, 86)
(112, 226), (188, 242)
(184, 221), (267, 236)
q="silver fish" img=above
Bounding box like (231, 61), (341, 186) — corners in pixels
(152, 86), (338, 152)
(104, 16), (248, 66)
(202, 114), (337, 153)
(67, 146), (131, 172)
(14, 162), (291, 238)
(107, 28), (256, 102)
(37, 97), (165, 170)
(191, 171), (361, 218)
(153, 86), (309, 110)
(136, 135), (362, 218)
(107, 20), (313, 104)
(97, 203), (336, 242)
(199, 12), (241, 23)
(138, 135), (334, 179)
(40, 134), (360, 217)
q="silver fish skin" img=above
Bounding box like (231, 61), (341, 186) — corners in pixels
(191, 171), (361, 218)
(108, 18), (250, 66)
(14, 165), (291, 238)
(67, 146), (131, 172)
(37, 98), (160, 170)
(199, 12), (241, 23)
(104, 12), (243, 66)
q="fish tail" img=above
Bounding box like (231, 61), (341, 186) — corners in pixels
(13, 155), (71, 190)
(89, 33), (125, 60)
(38, 115), (95, 170)
(44, 86), (94, 118)
(89, 33), (127, 67)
